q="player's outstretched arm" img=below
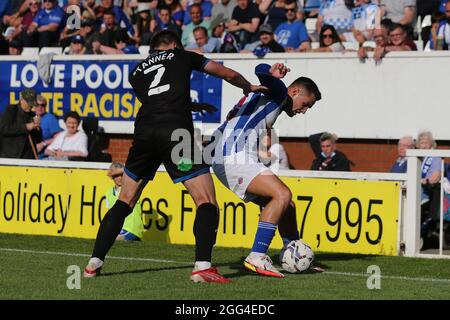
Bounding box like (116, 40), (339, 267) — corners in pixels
(203, 60), (267, 96)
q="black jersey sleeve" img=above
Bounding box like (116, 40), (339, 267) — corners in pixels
(185, 50), (209, 72)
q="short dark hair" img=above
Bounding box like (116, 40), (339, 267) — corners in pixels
(289, 77), (322, 101)
(150, 30), (183, 50)
(114, 28), (130, 44)
(320, 132), (336, 143)
(103, 9), (116, 18)
(64, 111), (81, 124)
(193, 26), (208, 37)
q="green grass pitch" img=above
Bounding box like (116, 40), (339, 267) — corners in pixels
(1, 233), (449, 300)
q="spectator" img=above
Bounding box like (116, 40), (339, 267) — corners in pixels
(309, 132), (351, 171)
(79, 19), (98, 53)
(33, 95), (62, 159)
(105, 162), (145, 241)
(211, 0), (236, 24)
(228, 0), (261, 49)
(379, 0), (416, 31)
(440, 0), (449, 13)
(274, 0), (310, 52)
(183, 0), (212, 25)
(153, 5), (182, 36)
(390, 135), (415, 173)
(59, 0), (84, 47)
(423, 10), (445, 49)
(358, 19), (390, 61)
(26, 0), (65, 47)
(241, 23), (285, 55)
(308, 24), (344, 52)
(258, 0), (288, 32)
(98, 9), (121, 47)
(81, 0), (99, 21)
(98, 0), (135, 36)
(4, 0), (41, 44)
(186, 25), (221, 52)
(9, 39), (24, 55)
(181, 3), (210, 47)
(64, 34), (87, 54)
(210, 17), (240, 52)
(435, 1), (450, 50)
(258, 131), (290, 171)
(44, 111), (88, 160)
(93, 28), (139, 54)
(417, 131), (442, 239)
(373, 23), (417, 63)
(133, 2), (155, 45)
(157, 0), (184, 26)
(316, 0), (353, 36)
(0, 88), (42, 160)
(343, 0), (381, 45)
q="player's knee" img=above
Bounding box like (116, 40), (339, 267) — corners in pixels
(118, 191), (135, 207)
(193, 194), (217, 207)
(276, 187), (292, 210)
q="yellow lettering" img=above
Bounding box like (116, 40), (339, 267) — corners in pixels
(113, 94), (120, 117)
(53, 93), (63, 116)
(9, 92), (19, 105)
(99, 94), (113, 118)
(84, 93), (100, 117)
(120, 93), (133, 118)
(71, 93), (83, 116)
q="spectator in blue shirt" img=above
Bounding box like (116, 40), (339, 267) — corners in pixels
(390, 135), (415, 173)
(34, 95), (62, 159)
(92, 28), (138, 54)
(183, 0), (212, 26)
(26, 0), (65, 47)
(185, 25), (221, 53)
(274, 0), (310, 51)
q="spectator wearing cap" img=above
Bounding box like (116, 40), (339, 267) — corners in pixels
(0, 88), (43, 160)
(186, 25), (221, 52)
(33, 95), (62, 159)
(9, 39), (24, 55)
(308, 24), (344, 52)
(93, 28), (139, 54)
(181, 3), (210, 47)
(26, 0), (65, 47)
(64, 34), (87, 54)
(228, 0), (261, 48)
(133, 2), (155, 45)
(274, 0), (310, 52)
(79, 19), (98, 53)
(241, 23), (285, 55)
(104, 162), (145, 241)
(153, 5), (182, 37)
(211, 0), (236, 24)
(210, 17), (240, 52)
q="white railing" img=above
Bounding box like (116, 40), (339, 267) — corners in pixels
(405, 149), (450, 258)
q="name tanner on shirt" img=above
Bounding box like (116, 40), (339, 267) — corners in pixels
(132, 51), (175, 76)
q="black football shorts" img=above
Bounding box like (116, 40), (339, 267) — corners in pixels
(124, 122), (210, 183)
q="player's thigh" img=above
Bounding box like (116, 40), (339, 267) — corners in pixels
(183, 173), (217, 207)
(247, 171), (292, 202)
(125, 138), (162, 182)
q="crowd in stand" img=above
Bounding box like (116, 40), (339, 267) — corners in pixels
(0, 0), (449, 57)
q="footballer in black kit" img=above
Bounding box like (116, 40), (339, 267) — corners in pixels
(126, 48), (210, 183)
(84, 30), (266, 283)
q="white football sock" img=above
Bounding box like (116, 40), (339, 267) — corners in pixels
(194, 261), (211, 271)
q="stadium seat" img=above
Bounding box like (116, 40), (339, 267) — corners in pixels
(342, 41), (359, 51)
(422, 15), (432, 28)
(305, 18), (317, 34)
(362, 41), (376, 48)
(414, 40), (424, 51)
(139, 45), (150, 55)
(39, 47), (63, 55)
(21, 47), (40, 56)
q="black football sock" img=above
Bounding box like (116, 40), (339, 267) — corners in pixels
(91, 200), (132, 261)
(278, 203), (300, 245)
(193, 203), (219, 262)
